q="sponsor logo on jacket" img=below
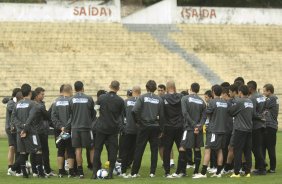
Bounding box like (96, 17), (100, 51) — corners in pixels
(144, 97), (159, 104)
(16, 103), (29, 109)
(127, 100), (136, 106)
(188, 97), (203, 104)
(72, 98), (88, 104)
(56, 101), (69, 106)
(244, 102), (253, 108)
(216, 102), (228, 108)
(256, 97), (266, 103)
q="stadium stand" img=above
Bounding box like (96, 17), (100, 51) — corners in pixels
(171, 24), (282, 93)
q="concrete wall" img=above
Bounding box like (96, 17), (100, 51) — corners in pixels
(122, 0), (176, 24)
(0, 0), (120, 22)
(122, 0), (282, 25)
(176, 6), (282, 25)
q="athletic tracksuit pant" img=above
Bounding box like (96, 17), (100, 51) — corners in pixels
(120, 134), (137, 173)
(31, 133), (51, 174)
(92, 132), (118, 177)
(131, 126), (160, 175)
(163, 126), (183, 175)
(233, 130), (252, 175)
(252, 128), (266, 171)
(262, 127), (277, 171)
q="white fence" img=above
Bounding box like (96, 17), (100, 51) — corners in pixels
(0, 0), (281, 25)
(0, 0), (120, 22)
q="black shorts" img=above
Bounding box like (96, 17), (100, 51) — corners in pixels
(229, 133), (235, 147)
(205, 133), (226, 150)
(71, 129), (94, 148)
(17, 132), (41, 153)
(180, 130), (204, 149)
(6, 128), (17, 147)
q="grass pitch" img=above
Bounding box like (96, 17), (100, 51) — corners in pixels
(0, 132), (281, 184)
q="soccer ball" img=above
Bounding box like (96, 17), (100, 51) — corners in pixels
(113, 165), (121, 175)
(97, 169), (108, 179)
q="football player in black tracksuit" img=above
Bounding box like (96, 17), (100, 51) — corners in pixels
(117, 89), (132, 165)
(194, 85), (229, 178)
(8, 84), (46, 178)
(247, 81), (266, 175)
(203, 90), (218, 172)
(120, 86), (141, 176)
(5, 88), (21, 175)
(89, 89), (107, 170)
(51, 84), (76, 177)
(220, 85), (233, 167)
(161, 81), (184, 178)
(262, 84), (279, 173)
(157, 84), (171, 166)
(66, 81), (95, 178)
(181, 90), (194, 169)
(33, 87), (54, 176)
(228, 85), (253, 178)
(178, 83), (206, 177)
(222, 84), (239, 173)
(92, 81), (125, 179)
(128, 80), (165, 178)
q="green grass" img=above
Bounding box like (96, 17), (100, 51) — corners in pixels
(0, 132), (281, 184)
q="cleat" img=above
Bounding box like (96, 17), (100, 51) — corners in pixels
(119, 173), (127, 177)
(122, 174), (130, 179)
(208, 167), (217, 174)
(172, 173), (185, 178)
(16, 173), (23, 177)
(165, 174), (175, 178)
(46, 171), (57, 177)
(38, 174), (49, 178)
(211, 173), (222, 178)
(8, 168), (17, 176)
(230, 173), (240, 178)
(252, 170), (266, 175)
(131, 174), (138, 178)
(186, 164), (195, 169)
(192, 173), (207, 179)
(245, 173), (251, 178)
(221, 169), (233, 174)
(267, 170), (276, 174)
(239, 169), (245, 175)
(149, 173), (155, 178)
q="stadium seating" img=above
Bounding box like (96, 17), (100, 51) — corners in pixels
(171, 24), (282, 93)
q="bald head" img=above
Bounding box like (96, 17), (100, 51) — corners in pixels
(166, 80), (176, 93)
(132, 86), (141, 97)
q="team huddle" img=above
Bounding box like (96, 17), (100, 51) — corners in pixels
(3, 77), (279, 179)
